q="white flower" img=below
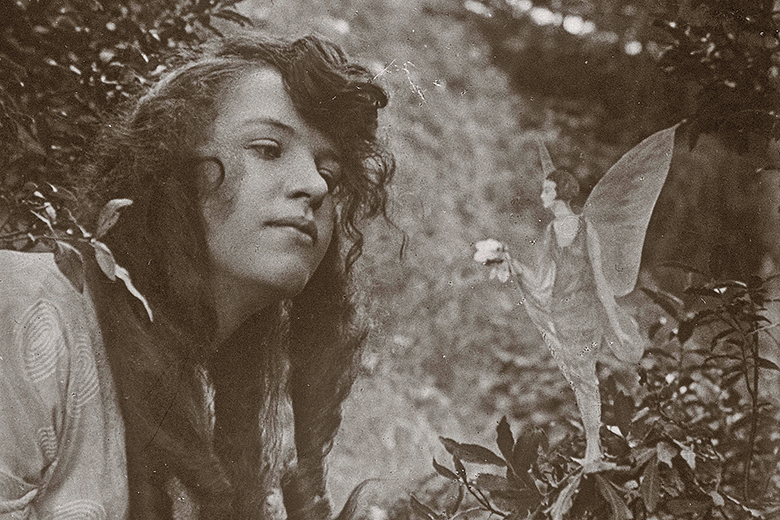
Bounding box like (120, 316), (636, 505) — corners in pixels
(489, 262), (512, 283)
(473, 238), (505, 264)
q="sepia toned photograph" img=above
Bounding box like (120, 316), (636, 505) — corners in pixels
(1, 0), (779, 518)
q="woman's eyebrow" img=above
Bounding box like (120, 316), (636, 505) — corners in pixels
(240, 117), (295, 135)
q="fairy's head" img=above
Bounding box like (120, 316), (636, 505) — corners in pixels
(543, 169), (580, 207)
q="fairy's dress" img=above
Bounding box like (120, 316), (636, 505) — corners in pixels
(519, 218), (616, 392)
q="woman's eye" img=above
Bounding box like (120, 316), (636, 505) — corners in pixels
(247, 140), (282, 160)
(318, 161), (343, 193)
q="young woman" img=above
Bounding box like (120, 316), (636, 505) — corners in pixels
(0, 34), (394, 519)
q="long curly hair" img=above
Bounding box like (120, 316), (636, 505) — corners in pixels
(79, 34), (394, 519)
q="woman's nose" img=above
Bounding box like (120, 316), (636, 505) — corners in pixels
(287, 154), (329, 210)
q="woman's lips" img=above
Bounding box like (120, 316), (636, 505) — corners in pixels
(267, 216), (318, 242)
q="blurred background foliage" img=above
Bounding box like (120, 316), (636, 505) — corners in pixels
(2, 0), (779, 517)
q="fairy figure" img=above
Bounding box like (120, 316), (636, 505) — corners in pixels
(474, 125), (677, 472)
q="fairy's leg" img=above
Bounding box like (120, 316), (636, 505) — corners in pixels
(542, 331), (605, 467)
(570, 357), (602, 465)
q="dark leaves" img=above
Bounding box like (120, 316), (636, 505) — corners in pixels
(410, 495), (440, 520)
(640, 456), (661, 513)
(432, 458), (458, 481)
(612, 391), (635, 437)
(439, 436), (506, 467)
(53, 240), (84, 292)
(497, 416), (514, 464)
(595, 475), (632, 520)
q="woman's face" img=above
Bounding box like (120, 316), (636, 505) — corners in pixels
(198, 67), (338, 308)
(541, 179), (557, 209)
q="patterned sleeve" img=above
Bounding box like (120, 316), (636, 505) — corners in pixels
(0, 251), (127, 519)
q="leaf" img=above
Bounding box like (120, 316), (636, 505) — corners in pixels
(663, 498), (710, 515)
(496, 416), (515, 466)
(445, 484), (464, 517)
(710, 328), (737, 348)
(677, 319), (696, 344)
(548, 473), (581, 520)
(683, 285), (721, 298)
(474, 473), (511, 493)
(440, 437), (506, 466)
(336, 479), (379, 520)
(512, 428), (539, 475)
(115, 264), (154, 322)
(708, 490), (724, 507)
(92, 240), (117, 281)
(679, 445), (696, 470)
(212, 8), (253, 26)
(657, 442), (677, 467)
(757, 357), (780, 372)
(433, 458), (458, 481)
(492, 488), (541, 514)
(640, 456), (661, 513)
(453, 455), (466, 480)
(439, 437), (460, 455)
(595, 475), (633, 520)
(657, 260), (707, 277)
(640, 287), (684, 319)
(410, 495), (439, 520)
(612, 391), (635, 436)
(95, 198), (132, 238)
(54, 241), (84, 293)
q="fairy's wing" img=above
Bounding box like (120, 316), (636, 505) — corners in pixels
(582, 124), (678, 297)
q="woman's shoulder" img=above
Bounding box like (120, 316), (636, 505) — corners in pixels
(0, 249), (83, 304)
(0, 249), (97, 348)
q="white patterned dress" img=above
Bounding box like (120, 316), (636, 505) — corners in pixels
(0, 250), (129, 519)
(0, 250), (300, 520)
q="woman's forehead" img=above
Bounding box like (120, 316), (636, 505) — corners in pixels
(209, 67), (333, 149)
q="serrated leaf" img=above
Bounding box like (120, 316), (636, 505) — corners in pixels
(54, 241), (84, 293)
(95, 198), (132, 238)
(640, 456), (661, 513)
(433, 458), (458, 481)
(595, 475), (633, 520)
(548, 473), (581, 520)
(410, 495), (438, 520)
